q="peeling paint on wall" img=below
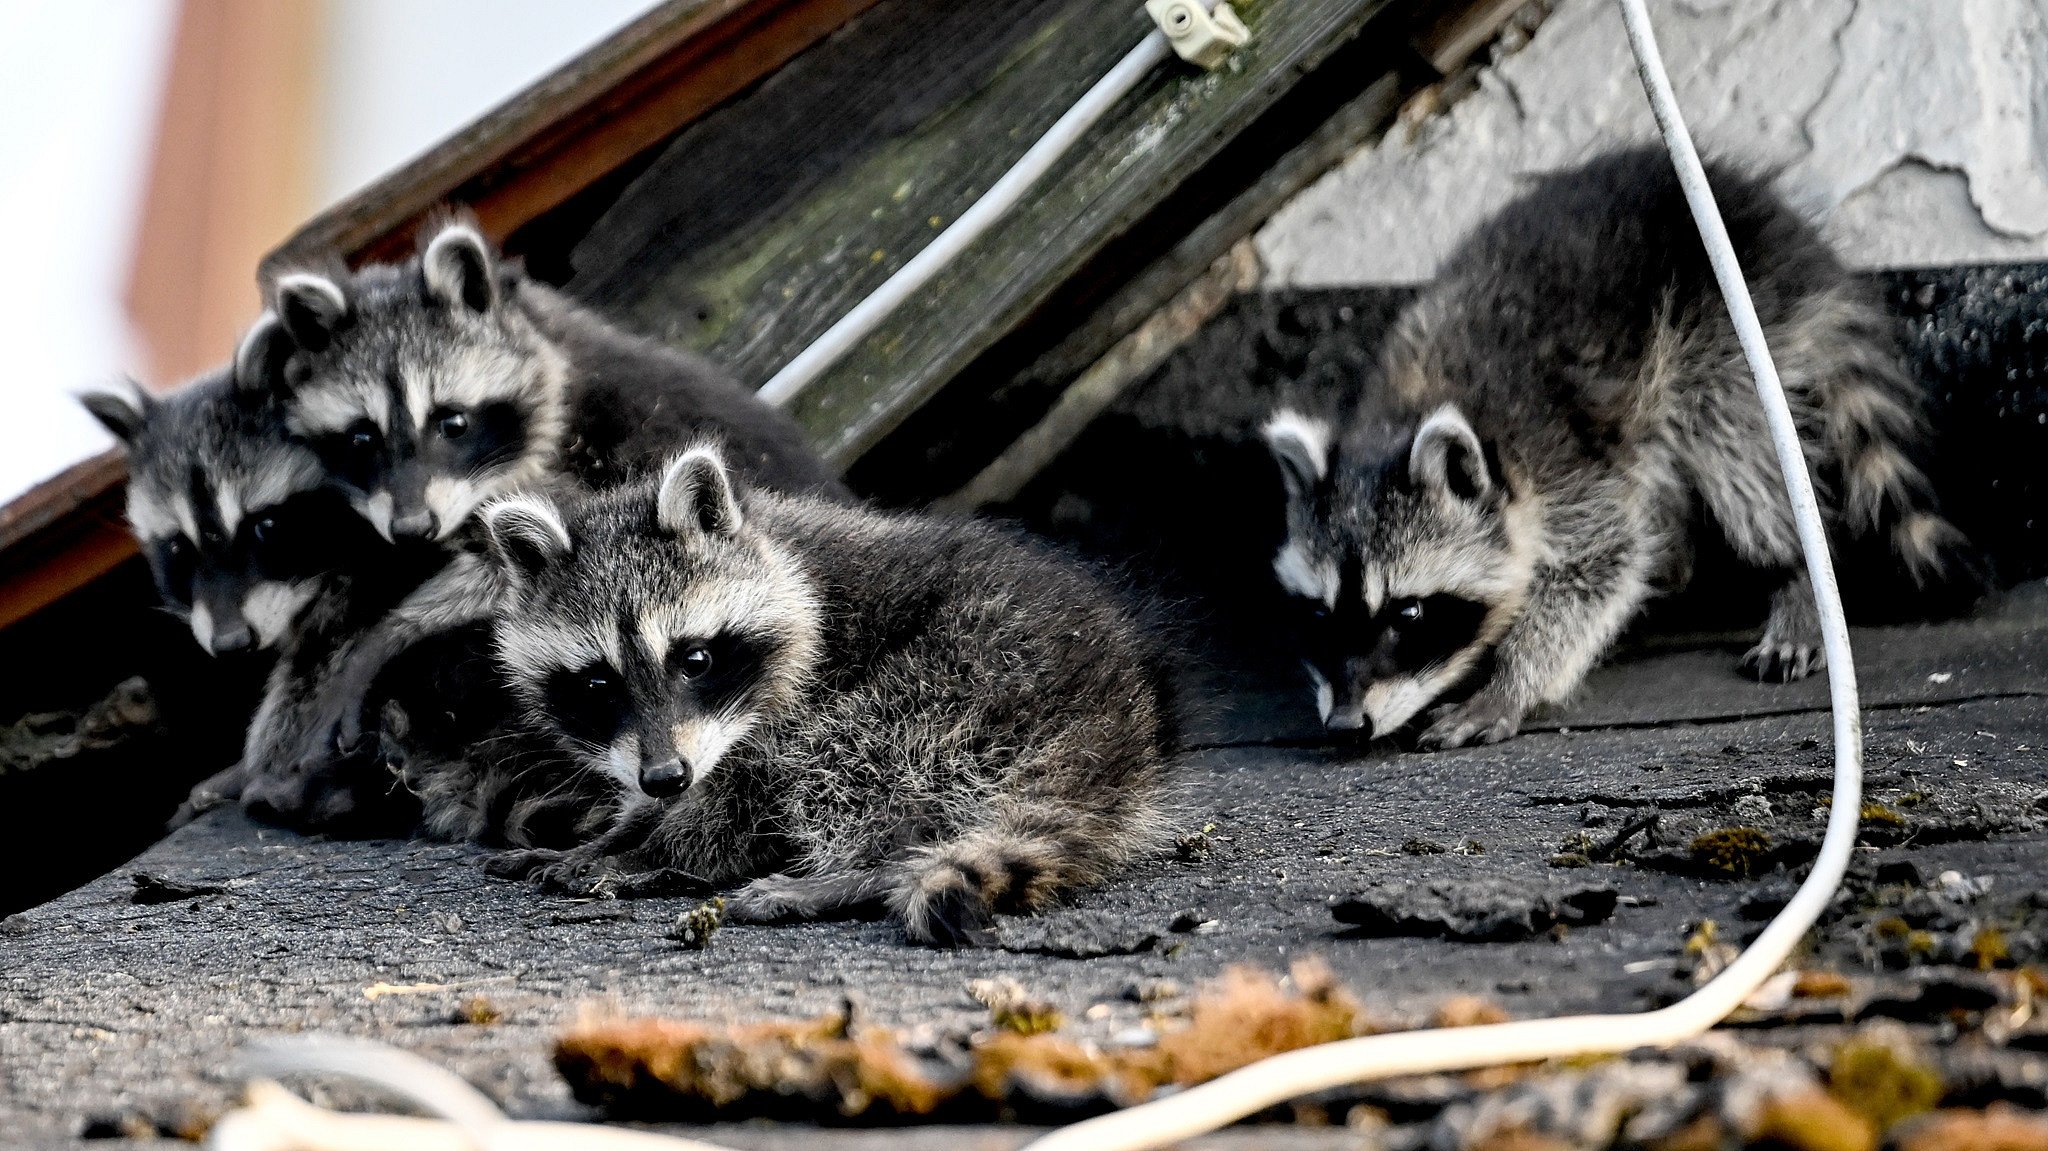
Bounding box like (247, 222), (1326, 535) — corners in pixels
(1257, 0), (2048, 286)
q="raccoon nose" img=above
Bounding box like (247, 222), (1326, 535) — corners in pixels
(391, 510), (437, 540)
(639, 758), (693, 798)
(208, 623), (254, 655)
(1324, 711), (1368, 733)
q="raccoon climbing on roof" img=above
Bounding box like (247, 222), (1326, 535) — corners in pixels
(1261, 148), (1974, 750)
(480, 445), (1178, 946)
(238, 215), (845, 545)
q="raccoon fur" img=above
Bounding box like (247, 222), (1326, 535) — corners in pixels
(79, 369), (368, 656)
(480, 446), (1177, 945)
(239, 216), (846, 544)
(78, 368), (586, 839)
(1262, 148), (1972, 750)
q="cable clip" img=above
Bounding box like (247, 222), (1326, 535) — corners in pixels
(1146, 0), (1250, 70)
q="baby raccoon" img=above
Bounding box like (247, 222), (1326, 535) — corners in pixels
(79, 370), (379, 656)
(79, 369), (455, 825)
(240, 216), (844, 544)
(481, 446), (1176, 945)
(1263, 148), (1970, 750)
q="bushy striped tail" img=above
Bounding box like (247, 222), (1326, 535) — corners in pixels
(1808, 291), (1979, 592)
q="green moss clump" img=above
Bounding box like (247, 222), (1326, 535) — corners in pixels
(1689, 827), (1773, 877)
(1828, 1035), (1943, 1131)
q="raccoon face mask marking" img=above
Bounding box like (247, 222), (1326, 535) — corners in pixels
(83, 370), (352, 655)
(253, 223), (564, 544)
(1264, 404), (1531, 738)
(485, 448), (823, 800)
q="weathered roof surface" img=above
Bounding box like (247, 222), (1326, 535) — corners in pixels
(4, 585), (2043, 1145)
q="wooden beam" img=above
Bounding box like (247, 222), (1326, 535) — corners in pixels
(0, 454), (134, 632)
(263, 0), (881, 273)
(570, 0), (1400, 469)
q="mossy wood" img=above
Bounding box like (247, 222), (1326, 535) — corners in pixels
(566, 0), (1398, 467)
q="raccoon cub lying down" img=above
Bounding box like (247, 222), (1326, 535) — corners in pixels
(1264, 148), (1971, 749)
(482, 446), (1177, 946)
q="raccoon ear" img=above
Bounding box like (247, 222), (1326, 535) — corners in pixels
(422, 222), (497, 314)
(76, 377), (153, 444)
(1408, 404), (1496, 502)
(1261, 408), (1333, 502)
(272, 272), (350, 353)
(481, 495), (572, 579)
(233, 312), (295, 397)
(656, 447), (743, 539)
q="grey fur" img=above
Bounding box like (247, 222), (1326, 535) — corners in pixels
(1265, 149), (1970, 749)
(485, 447), (1178, 946)
(243, 217), (845, 545)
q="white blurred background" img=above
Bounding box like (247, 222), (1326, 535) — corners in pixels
(0, 0), (658, 508)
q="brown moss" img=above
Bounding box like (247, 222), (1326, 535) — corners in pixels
(1859, 803), (1907, 829)
(453, 995), (501, 1026)
(1792, 971), (1853, 999)
(1893, 1104), (2048, 1151)
(1752, 1086), (1877, 1151)
(1142, 958), (1375, 1087)
(557, 956), (1380, 1120)
(1688, 827), (1773, 877)
(1828, 1034), (1944, 1132)
(969, 976), (1062, 1035)
(1434, 994), (1511, 1029)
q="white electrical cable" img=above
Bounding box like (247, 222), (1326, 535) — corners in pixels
(210, 5), (1870, 1150)
(753, 24), (1173, 407)
(1014, 2), (1868, 1148)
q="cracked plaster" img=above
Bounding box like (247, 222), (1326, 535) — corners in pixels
(1257, 0), (2048, 285)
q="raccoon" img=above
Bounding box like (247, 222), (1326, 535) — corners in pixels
(78, 368), (465, 826)
(78, 369), (372, 656)
(1262, 148), (1971, 750)
(239, 216), (845, 545)
(480, 446), (1177, 945)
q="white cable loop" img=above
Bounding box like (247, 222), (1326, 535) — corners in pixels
(211, 4), (1868, 1149)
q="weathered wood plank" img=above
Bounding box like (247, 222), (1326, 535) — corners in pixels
(570, 0), (1399, 467)
(264, 0), (880, 273)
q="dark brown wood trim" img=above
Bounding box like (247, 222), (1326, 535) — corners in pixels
(263, 0), (882, 272)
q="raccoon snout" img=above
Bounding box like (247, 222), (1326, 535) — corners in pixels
(207, 624), (254, 655)
(390, 510), (437, 540)
(639, 757), (693, 798)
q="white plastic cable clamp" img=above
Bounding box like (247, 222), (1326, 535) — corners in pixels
(1146, 0), (1250, 69)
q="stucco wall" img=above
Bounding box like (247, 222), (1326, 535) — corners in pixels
(1257, 0), (2048, 286)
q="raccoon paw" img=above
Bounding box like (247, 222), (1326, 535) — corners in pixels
(1418, 694), (1522, 750)
(484, 846), (602, 892)
(894, 866), (1000, 949)
(1741, 640), (1824, 683)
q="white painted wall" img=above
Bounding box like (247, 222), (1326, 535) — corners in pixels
(1258, 0), (2048, 287)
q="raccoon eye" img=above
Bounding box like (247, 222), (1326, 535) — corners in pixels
(1393, 598), (1424, 626)
(678, 646), (712, 678)
(346, 420), (380, 454)
(435, 409), (469, 439)
(250, 516), (276, 545)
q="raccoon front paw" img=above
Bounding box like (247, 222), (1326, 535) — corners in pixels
(1417, 693), (1523, 750)
(485, 846), (607, 894)
(1740, 639), (1824, 683)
